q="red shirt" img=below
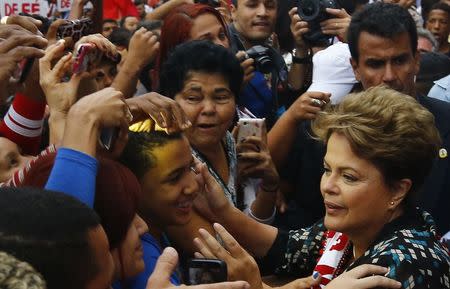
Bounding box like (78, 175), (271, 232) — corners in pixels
(103, 0), (139, 20)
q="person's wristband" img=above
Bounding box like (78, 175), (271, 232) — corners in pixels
(292, 54), (312, 64)
(292, 48), (312, 64)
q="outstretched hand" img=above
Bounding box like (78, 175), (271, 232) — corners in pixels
(39, 40), (86, 115)
(146, 247), (250, 289)
(194, 223), (263, 289)
(126, 92), (191, 134)
(325, 264), (401, 289)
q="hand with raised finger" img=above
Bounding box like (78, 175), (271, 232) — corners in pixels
(0, 35), (47, 101)
(325, 264), (402, 289)
(1, 15), (43, 35)
(75, 33), (118, 60)
(236, 51), (255, 86)
(146, 247), (250, 289)
(320, 8), (351, 42)
(196, 162), (232, 213)
(0, 30), (48, 54)
(62, 87), (127, 156)
(69, 87), (131, 135)
(398, 0), (414, 8)
(126, 92), (191, 134)
(289, 7), (310, 53)
(237, 136), (279, 190)
(194, 223), (263, 289)
(39, 40), (86, 115)
(46, 19), (72, 46)
(285, 91), (330, 124)
(126, 27), (160, 71)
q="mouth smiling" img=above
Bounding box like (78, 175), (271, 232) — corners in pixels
(324, 200), (346, 214)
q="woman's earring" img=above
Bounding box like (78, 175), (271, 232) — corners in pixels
(390, 201), (395, 206)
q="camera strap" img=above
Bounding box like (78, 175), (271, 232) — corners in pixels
(228, 25), (288, 126)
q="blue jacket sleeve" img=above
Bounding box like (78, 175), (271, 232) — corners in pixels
(44, 147), (98, 208)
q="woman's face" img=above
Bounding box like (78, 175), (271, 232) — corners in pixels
(175, 72), (236, 151)
(140, 136), (199, 227)
(320, 132), (402, 239)
(112, 214), (148, 279)
(0, 137), (33, 183)
(190, 13), (230, 48)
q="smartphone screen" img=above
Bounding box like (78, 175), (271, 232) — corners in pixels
(186, 259), (227, 285)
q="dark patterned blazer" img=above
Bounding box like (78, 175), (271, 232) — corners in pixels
(261, 208), (450, 289)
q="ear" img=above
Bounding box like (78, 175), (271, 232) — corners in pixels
(231, 4), (237, 22)
(413, 50), (420, 76)
(350, 57), (361, 82)
(389, 178), (412, 209)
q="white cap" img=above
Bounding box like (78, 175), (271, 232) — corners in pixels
(307, 42), (358, 104)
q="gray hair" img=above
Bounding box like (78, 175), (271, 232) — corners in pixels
(0, 252), (46, 289)
(417, 28), (439, 52)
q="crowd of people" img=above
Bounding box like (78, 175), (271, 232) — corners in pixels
(0, 0), (449, 288)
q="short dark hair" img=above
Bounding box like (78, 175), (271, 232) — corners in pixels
(120, 131), (183, 180)
(159, 40), (243, 100)
(102, 18), (118, 25)
(136, 20), (163, 32)
(348, 2), (418, 62)
(0, 187), (101, 289)
(427, 2), (450, 20)
(120, 15), (138, 28)
(108, 28), (132, 48)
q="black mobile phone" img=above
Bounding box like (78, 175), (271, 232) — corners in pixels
(186, 259), (227, 285)
(99, 127), (118, 151)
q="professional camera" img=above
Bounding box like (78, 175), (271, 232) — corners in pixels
(194, 0), (220, 7)
(297, 0), (340, 44)
(245, 45), (273, 74)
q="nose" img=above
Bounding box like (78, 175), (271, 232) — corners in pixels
(432, 21), (441, 30)
(183, 170), (200, 197)
(382, 63), (396, 84)
(320, 173), (339, 195)
(104, 74), (114, 88)
(134, 214), (149, 236)
(256, 3), (268, 16)
(200, 99), (217, 116)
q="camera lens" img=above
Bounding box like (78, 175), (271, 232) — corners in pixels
(298, 0), (319, 21)
(257, 56), (273, 74)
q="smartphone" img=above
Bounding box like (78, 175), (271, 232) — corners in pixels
(186, 259), (227, 285)
(99, 128), (118, 151)
(72, 43), (100, 74)
(57, 18), (93, 42)
(236, 118), (265, 143)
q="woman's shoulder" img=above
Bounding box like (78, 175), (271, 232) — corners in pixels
(356, 210), (450, 288)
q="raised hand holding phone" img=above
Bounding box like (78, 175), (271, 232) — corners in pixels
(186, 259), (227, 285)
(72, 43), (101, 74)
(146, 247), (250, 289)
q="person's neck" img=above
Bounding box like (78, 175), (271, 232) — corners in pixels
(233, 25), (266, 49)
(196, 142), (223, 163)
(146, 219), (164, 245)
(349, 208), (404, 259)
(439, 41), (450, 54)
